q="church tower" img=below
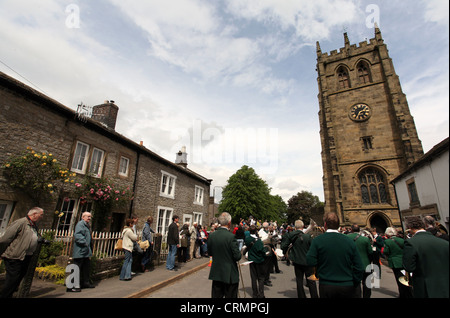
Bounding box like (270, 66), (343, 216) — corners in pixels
(316, 27), (424, 231)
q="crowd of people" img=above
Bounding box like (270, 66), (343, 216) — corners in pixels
(207, 212), (449, 299)
(0, 207), (448, 299)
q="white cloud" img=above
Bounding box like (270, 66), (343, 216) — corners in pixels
(423, 0), (449, 24)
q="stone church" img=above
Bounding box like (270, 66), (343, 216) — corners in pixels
(316, 27), (424, 232)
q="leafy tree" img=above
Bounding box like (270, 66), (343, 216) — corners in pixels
(287, 191), (324, 224)
(218, 165), (285, 223)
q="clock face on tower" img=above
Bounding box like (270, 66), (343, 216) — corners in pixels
(349, 103), (371, 122)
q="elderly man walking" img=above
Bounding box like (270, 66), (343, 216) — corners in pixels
(207, 212), (242, 298)
(0, 207), (44, 298)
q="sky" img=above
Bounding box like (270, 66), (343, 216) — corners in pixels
(0, 0), (448, 203)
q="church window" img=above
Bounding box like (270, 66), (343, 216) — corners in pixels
(357, 61), (372, 84)
(361, 136), (373, 150)
(337, 66), (351, 89)
(359, 168), (388, 204)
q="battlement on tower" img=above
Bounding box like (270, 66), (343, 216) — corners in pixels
(317, 27), (384, 62)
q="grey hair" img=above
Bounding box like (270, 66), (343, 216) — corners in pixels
(294, 220), (304, 229)
(28, 207), (43, 216)
(385, 227), (397, 237)
(218, 212), (232, 226)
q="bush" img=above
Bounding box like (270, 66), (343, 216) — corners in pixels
(38, 231), (65, 267)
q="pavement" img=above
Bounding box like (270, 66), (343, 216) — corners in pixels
(26, 257), (211, 299)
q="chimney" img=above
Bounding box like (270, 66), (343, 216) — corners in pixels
(91, 100), (119, 129)
(175, 146), (188, 168)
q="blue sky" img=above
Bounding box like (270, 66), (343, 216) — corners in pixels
(1, 0), (448, 202)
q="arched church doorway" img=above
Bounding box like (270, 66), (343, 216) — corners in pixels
(369, 213), (388, 234)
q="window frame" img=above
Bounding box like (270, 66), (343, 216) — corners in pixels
(406, 177), (420, 207)
(337, 66), (351, 89)
(359, 168), (389, 205)
(118, 156), (130, 177)
(71, 141), (90, 174)
(160, 171), (177, 199)
(194, 186), (204, 205)
(89, 147), (105, 178)
(156, 206), (173, 236)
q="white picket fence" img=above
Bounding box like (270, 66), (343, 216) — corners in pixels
(39, 229), (170, 260)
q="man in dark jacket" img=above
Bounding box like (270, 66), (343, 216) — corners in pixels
(306, 212), (364, 298)
(208, 212), (242, 298)
(281, 220), (318, 298)
(244, 225), (268, 298)
(166, 215), (179, 271)
(403, 216), (449, 298)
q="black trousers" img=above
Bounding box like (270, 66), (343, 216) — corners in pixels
(0, 256), (32, 298)
(392, 268), (413, 298)
(72, 257), (91, 288)
(211, 280), (239, 298)
(319, 283), (357, 298)
(293, 263), (319, 298)
(249, 262), (266, 298)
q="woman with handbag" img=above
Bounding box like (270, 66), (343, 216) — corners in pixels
(120, 219), (138, 281)
(141, 216), (155, 272)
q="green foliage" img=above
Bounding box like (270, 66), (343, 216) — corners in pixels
(218, 165), (286, 223)
(2, 147), (75, 205)
(287, 191), (324, 224)
(38, 231), (65, 267)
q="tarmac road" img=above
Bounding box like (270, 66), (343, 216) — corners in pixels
(147, 258), (400, 298)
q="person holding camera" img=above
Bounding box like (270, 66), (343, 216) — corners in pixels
(0, 207), (44, 298)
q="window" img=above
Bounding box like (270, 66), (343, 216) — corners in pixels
(89, 148), (105, 177)
(71, 141), (90, 173)
(361, 136), (373, 150)
(57, 198), (76, 232)
(71, 141), (105, 177)
(118, 156), (130, 177)
(406, 178), (420, 206)
(56, 198), (93, 232)
(160, 171), (176, 198)
(193, 212), (203, 226)
(357, 61), (372, 84)
(194, 186), (204, 205)
(337, 66), (350, 89)
(157, 207), (173, 235)
(0, 201), (14, 236)
(359, 168), (388, 204)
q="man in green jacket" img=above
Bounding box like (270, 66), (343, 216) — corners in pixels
(306, 212), (364, 298)
(208, 212), (242, 298)
(347, 224), (373, 298)
(403, 216), (449, 298)
(281, 219), (318, 298)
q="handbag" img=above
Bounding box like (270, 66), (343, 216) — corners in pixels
(285, 232), (304, 261)
(139, 240), (150, 251)
(114, 238), (123, 251)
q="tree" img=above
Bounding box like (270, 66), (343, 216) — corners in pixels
(218, 165), (285, 223)
(287, 191), (324, 225)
